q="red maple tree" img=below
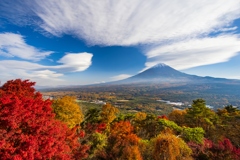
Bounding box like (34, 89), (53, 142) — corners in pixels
(0, 79), (89, 160)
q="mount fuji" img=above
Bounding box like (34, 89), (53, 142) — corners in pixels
(114, 63), (236, 85)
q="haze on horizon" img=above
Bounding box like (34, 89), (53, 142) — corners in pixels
(1, 0), (240, 86)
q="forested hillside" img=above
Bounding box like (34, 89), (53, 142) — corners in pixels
(0, 79), (240, 159)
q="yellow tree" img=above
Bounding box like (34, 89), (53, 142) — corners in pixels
(135, 112), (147, 121)
(100, 103), (119, 124)
(52, 96), (84, 128)
(153, 129), (192, 160)
(133, 112), (147, 138)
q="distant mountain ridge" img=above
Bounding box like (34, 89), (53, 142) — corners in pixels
(114, 63), (239, 85)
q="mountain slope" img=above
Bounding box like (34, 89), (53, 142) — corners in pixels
(115, 63), (238, 85)
(116, 63), (196, 84)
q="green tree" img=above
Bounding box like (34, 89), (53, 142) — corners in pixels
(186, 99), (217, 131)
(137, 114), (160, 139)
(81, 107), (108, 158)
(224, 105), (239, 114)
(158, 119), (205, 144)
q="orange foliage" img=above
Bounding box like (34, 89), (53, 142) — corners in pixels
(153, 129), (192, 160)
(168, 109), (187, 126)
(97, 121), (142, 160)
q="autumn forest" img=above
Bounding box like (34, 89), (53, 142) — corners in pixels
(0, 79), (240, 160)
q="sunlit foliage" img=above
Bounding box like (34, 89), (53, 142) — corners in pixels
(52, 96), (84, 128)
(97, 121), (142, 160)
(100, 103), (119, 124)
(153, 129), (192, 160)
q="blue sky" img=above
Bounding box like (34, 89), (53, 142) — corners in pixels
(1, 0), (240, 86)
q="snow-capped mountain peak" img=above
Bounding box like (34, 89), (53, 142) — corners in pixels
(153, 63), (168, 68)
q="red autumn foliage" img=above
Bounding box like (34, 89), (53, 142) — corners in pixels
(85, 123), (107, 134)
(0, 79), (89, 160)
(66, 126), (89, 159)
(188, 138), (240, 160)
(0, 79), (41, 99)
(157, 115), (168, 120)
(213, 138), (240, 160)
(95, 123), (107, 133)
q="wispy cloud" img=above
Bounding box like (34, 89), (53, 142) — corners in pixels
(0, 33), (53, 61)
(1, 0), (240, 46)
(218, 26), (238, 32)
(94, 81), (106, 84)
(0, 65), (64, 86)
(144, 35), (240, 70)
(111, 74), (132, 81)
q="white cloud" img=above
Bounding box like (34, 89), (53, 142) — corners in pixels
(0, 52), (93, 86)
(0, 60), (43, 70)
(31, 70), (63, 78)
(0, 33), (53, 61)
(218, 26), (238, 32)
(0, 65), (64, 86)
(0, 24), (93, 85)
(227, 76), (240, 79)
(111, 74), (132, 81)
(0, 52), (93, 72)
(1, 0), (240, 72)
(57, 52), (93, 72)
(2, 0), (240, 46)
(144, 35), (240, 70)
(33, 0), (240, 46)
